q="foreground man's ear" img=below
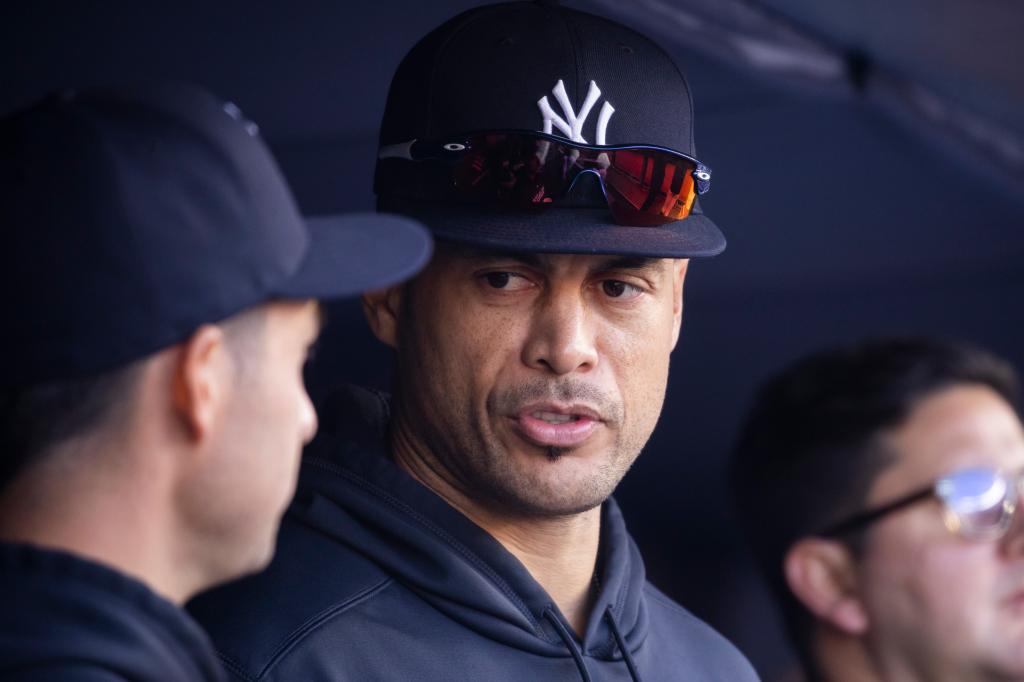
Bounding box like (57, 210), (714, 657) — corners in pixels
(784, 537), (869, 635)
(670, 259), (689, 350)
(171, 324), (230, 442)
(362, 285), (405, 349)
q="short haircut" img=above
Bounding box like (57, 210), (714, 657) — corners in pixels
(0, 304), (269, 492)
(0, 362), (144, 490)
(730, 337), (1020, 675)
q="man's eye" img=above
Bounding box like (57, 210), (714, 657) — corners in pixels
(481, 272), (532, 291)
(485, 272), (511, 289)
(602, 280), (642, 299)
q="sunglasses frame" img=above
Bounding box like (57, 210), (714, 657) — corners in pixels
(378, 128), (713, 200)
(818, 466), (1022, 541)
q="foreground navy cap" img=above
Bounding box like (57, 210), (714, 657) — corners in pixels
(0, 83), (432, 387)
(375, 0), (724, 258)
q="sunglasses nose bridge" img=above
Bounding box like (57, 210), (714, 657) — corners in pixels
(561, 168), (608, 207)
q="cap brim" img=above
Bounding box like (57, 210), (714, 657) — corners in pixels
(379, 198), (725, 258)
(273, 213), (432, 299)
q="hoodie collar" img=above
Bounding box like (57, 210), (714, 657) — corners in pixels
(295, 385), (650, 660)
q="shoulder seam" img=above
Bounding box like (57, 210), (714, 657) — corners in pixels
(218, 576), (394, 681)
(303, 457), (543, 634)
(259, 576), (393, 678)
(216, 651), (256, 682)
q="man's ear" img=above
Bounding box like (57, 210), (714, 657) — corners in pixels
(171, 324), (231, 442)
(784, 538), (869, 635)
(669, 259), (689, 350)
(362, 285), (405, 349)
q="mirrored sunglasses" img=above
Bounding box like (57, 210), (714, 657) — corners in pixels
(378, 130), (712, 227)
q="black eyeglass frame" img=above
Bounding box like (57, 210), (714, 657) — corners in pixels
(818, 466), (1022, 541)
(818, 486), (935, 538)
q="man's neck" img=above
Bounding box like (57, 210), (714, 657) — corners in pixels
(814, 629), (883, 682)
(0, 443), (197, 605)
(815, 628), (988, 682)
(391, 422), (601, 637)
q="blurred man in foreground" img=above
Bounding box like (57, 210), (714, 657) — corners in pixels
(0, 84), (429, 680)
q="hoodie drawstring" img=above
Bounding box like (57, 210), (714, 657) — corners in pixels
(544, 608), (592, 682)
(605, 606), (642, 682)
(543, 607), (643, 682)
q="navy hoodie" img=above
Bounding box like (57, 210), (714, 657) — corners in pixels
(189, 386), (758, 681)
(0, 542), (225, 681)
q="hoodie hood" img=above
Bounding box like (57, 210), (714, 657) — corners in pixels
(296, 385), (649, 668)
(0, 542), (224, 681)
(189, 383), (758, 681)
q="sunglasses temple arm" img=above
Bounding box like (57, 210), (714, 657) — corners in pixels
(378, 139), (418, 160)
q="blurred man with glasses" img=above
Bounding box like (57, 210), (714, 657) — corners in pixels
(732, 338), (1024, 682)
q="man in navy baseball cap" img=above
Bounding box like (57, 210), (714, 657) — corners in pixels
(192, 2), (756, 680)
(0, 83), (430, 681)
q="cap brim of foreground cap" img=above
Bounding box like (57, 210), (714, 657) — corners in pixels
(273, 213), (432, 299)
(380, 200), (725, 259)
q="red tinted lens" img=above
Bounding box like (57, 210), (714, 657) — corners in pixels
(450, 134), (698, 226)
(603, 149), (697, 226)
(452, 134), (573, 208)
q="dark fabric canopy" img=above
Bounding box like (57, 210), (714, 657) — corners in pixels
(593, 0), (1024, 197)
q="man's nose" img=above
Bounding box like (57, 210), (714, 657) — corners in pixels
(521, 290), (599, 375)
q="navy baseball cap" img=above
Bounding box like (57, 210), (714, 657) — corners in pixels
(374, 0), (724, 259)
(0, 83), (432, 387)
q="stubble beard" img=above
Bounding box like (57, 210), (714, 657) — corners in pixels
(416, 379), (645, 519)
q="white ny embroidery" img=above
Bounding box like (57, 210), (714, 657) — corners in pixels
(537, 80), (615, 145)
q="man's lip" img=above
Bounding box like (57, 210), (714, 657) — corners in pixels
(512, 402), (605, 422)
(507, 402), (605, 448)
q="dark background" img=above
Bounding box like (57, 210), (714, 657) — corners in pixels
(5, 2), (1023, 678)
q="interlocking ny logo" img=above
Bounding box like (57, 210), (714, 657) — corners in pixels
(537, 79), (615, 145)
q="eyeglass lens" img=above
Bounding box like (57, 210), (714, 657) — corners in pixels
(937, 467), (1018, 539)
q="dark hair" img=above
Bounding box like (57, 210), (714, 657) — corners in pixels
(730, 337), (1020, 677)
(0, 304), (270, 492)
(0, 362), (143, 490)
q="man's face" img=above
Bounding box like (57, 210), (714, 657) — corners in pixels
(857, 384), (1024, 680)
(389, 244), (687, 517)
(188, 300), (320, 577)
